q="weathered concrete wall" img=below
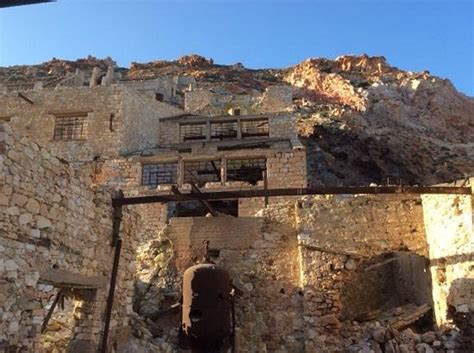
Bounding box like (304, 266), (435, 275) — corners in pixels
(0, 122), (148, 352)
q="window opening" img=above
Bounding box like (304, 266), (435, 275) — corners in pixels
(155, 92), (164, 102)
(241, 118), (269, 138)
(184, 160), (221, 186)
(210, 121), (238, 140)
(180, 123), (207, 142)
(142, 163), (178, 187)
(174, 200), (238, 217)
(53, 115), (87, 140)
(226, 157), (266, 184)
(109, 113), (115, 132)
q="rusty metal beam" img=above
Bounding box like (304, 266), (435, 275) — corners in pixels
(113, 186), (471, 207)
(189, 183), (218, 216)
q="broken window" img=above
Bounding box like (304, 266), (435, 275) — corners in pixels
(241, 118), (269, 138)
(53, 115), (87, 140)
(226, 157), (266, 184)
(142, 163), (178, 187)
(183, 160), (221, 186)
(210, 121), (238, 140)
(180, 123), (207, 142)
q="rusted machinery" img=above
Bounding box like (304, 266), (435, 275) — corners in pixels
(179, 246), (234, 353)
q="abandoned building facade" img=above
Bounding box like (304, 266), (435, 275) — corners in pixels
(0, 67), (472, 353)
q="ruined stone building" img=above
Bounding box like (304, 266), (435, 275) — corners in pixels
(0, 55), (473, 353)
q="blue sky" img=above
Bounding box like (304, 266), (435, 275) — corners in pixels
(0, 0), (473, 95)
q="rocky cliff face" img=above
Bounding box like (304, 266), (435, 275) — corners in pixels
(1, 54), (472, 185)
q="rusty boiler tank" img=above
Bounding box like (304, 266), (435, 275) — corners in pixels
(180, 263), (233, 352)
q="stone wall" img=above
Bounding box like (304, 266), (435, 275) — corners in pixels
(134, 215), (305, 353)
(0, 86), (123, 162)
(97, 149), (307, 194)
(0, 85), (182, 163)
(183, 85), (293, 115)
(0, 121), (149, 352)
(119, 88), (183, 156)
(158, 112), (299, 147)
(421, 194), (473, 325)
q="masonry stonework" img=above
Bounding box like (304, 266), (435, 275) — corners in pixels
(1, 59), (472, 353)
(0, 122), (153, 352)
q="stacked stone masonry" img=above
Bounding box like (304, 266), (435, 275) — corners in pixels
(0, 68), (472, 353)
(0, 121), (156, 352)
(129, 194), (473, 353)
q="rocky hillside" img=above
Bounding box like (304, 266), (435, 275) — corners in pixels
(1, 54), (472, 186)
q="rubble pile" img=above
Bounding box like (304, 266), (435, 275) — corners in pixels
(347, 324), (466, 353)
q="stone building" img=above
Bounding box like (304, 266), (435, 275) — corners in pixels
(0, 70), (472, 353)
(0, 84), (183, 163)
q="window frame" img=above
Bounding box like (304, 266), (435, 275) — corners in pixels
(210, 120), (238, 141)
(141, 162), (178, 187)
(52, 114), (88, 141)
(179, 122), (207, 142)
(183, 159), (222, 185)
(226, 157), (267, 183)
(241, 118), (269, 139)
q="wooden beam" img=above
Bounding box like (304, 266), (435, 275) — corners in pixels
(190, 183), (218, 216)
(113, 186), (472, 207)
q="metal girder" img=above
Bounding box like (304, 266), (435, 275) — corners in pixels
(113, 186), (471, 207)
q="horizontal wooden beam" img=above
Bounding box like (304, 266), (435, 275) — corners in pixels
(113, 186), (472, 206)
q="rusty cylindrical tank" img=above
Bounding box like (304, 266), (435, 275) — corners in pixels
(181, 263), (232, 351)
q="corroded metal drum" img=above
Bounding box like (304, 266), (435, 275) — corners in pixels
(181, 263), (232, 352)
